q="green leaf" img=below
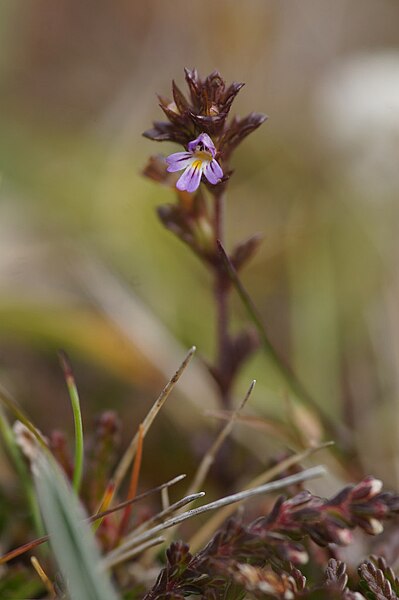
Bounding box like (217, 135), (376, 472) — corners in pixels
(217, 240), (347, 448)
(32, 449), (120, 600)
(59, 351), (84, 494)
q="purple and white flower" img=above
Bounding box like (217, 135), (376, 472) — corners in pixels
(166, 133), (223, 193)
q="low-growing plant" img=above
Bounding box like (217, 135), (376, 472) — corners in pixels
(0, 68), (398, 600)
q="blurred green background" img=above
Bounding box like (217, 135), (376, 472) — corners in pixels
(0, 0), (399, 487)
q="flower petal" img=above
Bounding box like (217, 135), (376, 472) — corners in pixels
(166, 152), (194, 172)
(176, 163), (203, 193)
(204, 159), (223, 185)
(188, 133), (216, 157)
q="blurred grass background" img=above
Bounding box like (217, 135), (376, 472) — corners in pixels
(0, 0), (399, 488)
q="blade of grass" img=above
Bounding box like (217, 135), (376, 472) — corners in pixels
(117, 423), (144, 540)
(92, 481), (116, 534)
(0, 474), (186, 565)
(188, 380), (255, 496)
(103, 536), (166, 570)
(205, 410), (305, 449)
(217, 241), (351, 449)
(141, 380), (257, 566)
(0, 535), (49, 566)
(91, 475), (186, 523)
(59, 351), (84, 494)
(106, 465), (326, 563)
(161, 485), (170, 510)
(189, 441), (333, 552)
(0, 409), (44, 536)
(0, 384), (47, 449)
(32, 447), (120, 600)
(130, 492), (205, 537)
(111, 346), (196, 496)
(30, 556), (56, 599)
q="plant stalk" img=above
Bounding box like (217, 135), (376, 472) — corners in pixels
(213, 189), (232, 408)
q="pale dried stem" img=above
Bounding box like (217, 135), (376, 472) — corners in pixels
(188, 380), (256, 496)
(161, 486), (170, 511)
(105, 466), (326, 565)
(131, 492), (205, 537)
(111, 347), (196, 495)
(0, 474), (186, 566)
(31, 556), (56, 599)
(189, 442), (333, 552)
(102, 537), (166, 570)
(140, 381), (255, 567)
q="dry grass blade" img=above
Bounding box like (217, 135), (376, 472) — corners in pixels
(189, 441), (333, 552)
(188, 380), (255, 496)
(130, 492), (206, 537)
(140, 380), (257, 565)
(31, 556), (56, 599)
(0, 474), (186, 565)
(111, 346), (196, 495)
(0, 384), (47, 449)
(0, 535), (49, 566)
(91, 474), (186, 523)
(117, 423), (144, 539)
(217, 240), (351, 449)
(161, 486), (170, 511)
(103, 537), (166, 570)
(92, 481), (116, 533)
(106, 465), (326, 564)
(205, 410), (305, 449)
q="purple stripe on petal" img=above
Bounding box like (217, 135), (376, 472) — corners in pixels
(176, 164), (202, 193)
(186, 165), (203, 192)
(204, 159), (223, 185)
(166, 152), (194, 173)
(188, 133), (216, 157)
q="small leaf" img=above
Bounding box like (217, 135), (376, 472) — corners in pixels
(230, 234), (263, 271)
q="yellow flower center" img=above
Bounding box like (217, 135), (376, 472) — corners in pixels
(194, 150), (212, 164)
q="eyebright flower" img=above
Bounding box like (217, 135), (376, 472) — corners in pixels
(166, 132), (223, 193)
(144, 69), (268, 172)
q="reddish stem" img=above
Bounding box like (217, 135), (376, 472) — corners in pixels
(213, 190), (232, 408)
